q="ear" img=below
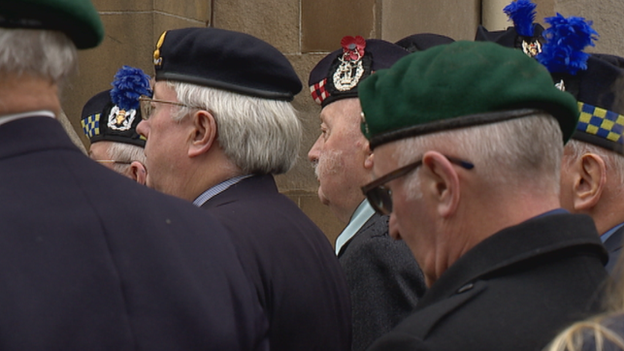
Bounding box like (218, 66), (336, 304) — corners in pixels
(188, 110), (218, 158)
(364, 144), (374, 170)
(130, 161), (147, 185)
(573, 153), (607, 210)
(421, 151), (461, 218)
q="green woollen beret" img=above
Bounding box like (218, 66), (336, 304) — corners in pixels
(360, 41), (580, 149)
(0, 0), (104, 49)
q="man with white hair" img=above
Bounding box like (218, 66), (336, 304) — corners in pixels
(359, 41), (608, 351)
(81, 66), (150, 184)
(0, 0), (269, 349)
(137, 27), (351, 351)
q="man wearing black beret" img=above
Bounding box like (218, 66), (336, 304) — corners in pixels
(137, 27), (351, 351)
(359, 41), (607, 350)
(0, 0), (270, 350)
(307, 35), (431, 351)
(81, 66), (150, 184)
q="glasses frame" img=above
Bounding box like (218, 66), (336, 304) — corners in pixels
(138, 95), (192, 120)
(361, 155), (474, 215)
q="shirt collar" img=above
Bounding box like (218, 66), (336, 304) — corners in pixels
(192, 174), (253, 207)
(0, 110), (55, 127)
(601, 222), (624, 244)
(335, 200), (375, 255)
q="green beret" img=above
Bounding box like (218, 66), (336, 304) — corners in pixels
(360, 41), (579, 149)
(0, 0), (104, 49)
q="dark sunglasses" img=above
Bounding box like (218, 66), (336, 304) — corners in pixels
(361, 155), (474, 215)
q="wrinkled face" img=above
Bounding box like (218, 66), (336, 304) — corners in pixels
(307, 98), (371, 223)
(559, 146), (577, 212)
(88, 141), (115, 171)
(136, 82), (193, 197)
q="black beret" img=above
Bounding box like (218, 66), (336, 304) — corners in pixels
(475, 24), (545, 58)
(0, 0), (104, 49)
(394, 33), (455, 53)
(153, 27), (302, 101)
(556, 54), (624, 154)
(308, 37), (408, 107)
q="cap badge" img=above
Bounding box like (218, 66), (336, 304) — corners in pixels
(521, 39), (542, 58)
(333, 36), (366, 91)
(555, 79), (566, 91)
(154, 31), (167, 67)
(108, 106), (136, 131)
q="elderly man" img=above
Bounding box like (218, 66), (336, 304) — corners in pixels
(81, 66), (150, 184)
(137, 27), (351, 351)
(359, 41), (608, 350)
(557, 54), (624, 273)
(0, 0), (269, 349)
(307, 36), (430, 351)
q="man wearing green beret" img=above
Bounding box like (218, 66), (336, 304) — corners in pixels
(0, 1), (270, 349)
(359, 41), (608, 351)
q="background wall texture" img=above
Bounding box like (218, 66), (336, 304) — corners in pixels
(60, 0), (624, 245)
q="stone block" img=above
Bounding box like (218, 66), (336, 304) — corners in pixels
(380, 0), (480, 42)
(152, 12), (206, 43)
(283, 191), (345, 246)
(213, 0), (299, 53)
(92, 0), (152, 12)
(154, 0), (211, 24)
(302, 0), (376, 52)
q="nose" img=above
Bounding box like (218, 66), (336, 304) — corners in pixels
(136, 120), (149, 139)
(308, 135), (322, 163)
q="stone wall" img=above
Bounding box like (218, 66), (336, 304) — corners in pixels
(61, 0), (624, 246)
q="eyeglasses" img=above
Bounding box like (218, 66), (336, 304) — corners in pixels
(361, 155), (474, 215)
(138, 96), (192, 120)
(94, 160), (132, 165)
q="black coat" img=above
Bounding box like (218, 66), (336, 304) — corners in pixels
(605, 224), (624, 273)
(0, 116), (268, 350)
(367, 213), (609, 351)
(338, 213), (425, 351)
(201, 174), (352, 351)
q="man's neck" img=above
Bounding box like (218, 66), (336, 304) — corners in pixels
(0, 74), (61, 116)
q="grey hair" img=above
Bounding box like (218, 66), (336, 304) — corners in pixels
(564, 139), (624, 184)
(392, 113), (563, 199)
(165, 81), (301, 175)
(0, 28), (77, 84)
(107, 142), (146, 174)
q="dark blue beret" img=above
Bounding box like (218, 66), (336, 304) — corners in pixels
(475, 24), (545, 58)
(81, 91), (146, 147)
(153, 27), (301, 101)
(394, 33), (454, 53)
(308, 38), (408, 107)
(555, 54), (624, 154)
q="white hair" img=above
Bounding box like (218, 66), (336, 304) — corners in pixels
(107, 142), (146, 173)
(166, 81), (301, 175)
(564, 139), (624, 184)
(392, 113), (563, 199)
(0, 28), (77, 84)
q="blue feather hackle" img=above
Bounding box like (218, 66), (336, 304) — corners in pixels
(536, 13), (598, 75)
(503, 0), (537, 37)
(110, 66), (152, 111)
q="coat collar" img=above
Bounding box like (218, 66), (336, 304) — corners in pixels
(417, 213), (607, 310)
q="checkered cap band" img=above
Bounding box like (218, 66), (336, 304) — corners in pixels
(577, 102), (624, 145)
(81, 113), (101, 138)
(309, 78), (330, 105)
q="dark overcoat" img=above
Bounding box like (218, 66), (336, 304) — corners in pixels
(201, 174), (352, 351)
(338, 213), (426, 351)
(0, 116), (268, 350)
(367, 213), (609, 351)
(605, 225), (624, 273)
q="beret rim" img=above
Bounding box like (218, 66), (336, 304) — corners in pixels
(156, 72), (296, 102)
(368, 108), (544, 149)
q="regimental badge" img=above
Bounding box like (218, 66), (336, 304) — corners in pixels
(153, 31), (167, 67)
(108, 105), (136, 131)
(333, 36), (367, 91)
(555, 79), (566, 91)
(521, 39), (542, 58)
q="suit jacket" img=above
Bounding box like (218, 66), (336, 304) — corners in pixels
(339, 213), (426, 351)
(605, 224), (624, 273)
(201, 174), (352, 351)
(0, 116), (268, 350)
(367, 213), (609, 351)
